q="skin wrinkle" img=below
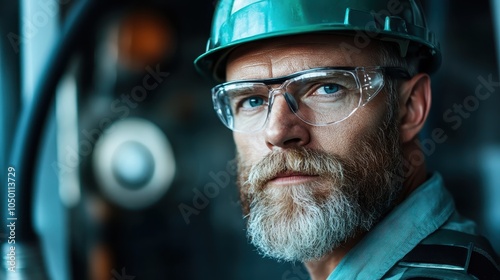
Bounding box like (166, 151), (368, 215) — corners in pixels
(228, 36), (380, 81)
(232, 60), (274, 80)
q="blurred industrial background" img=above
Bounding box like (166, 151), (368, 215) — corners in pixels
(0, 0), (498, 279)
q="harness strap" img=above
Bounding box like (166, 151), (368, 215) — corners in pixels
(398, 229), (500, 279)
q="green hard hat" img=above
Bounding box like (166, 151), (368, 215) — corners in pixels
(194, 0), (441, 82)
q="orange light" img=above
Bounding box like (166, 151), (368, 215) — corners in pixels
(117, 10), (176, 69)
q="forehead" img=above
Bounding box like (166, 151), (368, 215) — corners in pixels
(226, 34), (382, 81)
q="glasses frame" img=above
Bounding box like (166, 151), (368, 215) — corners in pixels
(212, 66), (411, 133)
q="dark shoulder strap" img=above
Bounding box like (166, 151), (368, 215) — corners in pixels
(397, 229), (500, 279)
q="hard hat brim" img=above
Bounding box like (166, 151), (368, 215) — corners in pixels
(195, 27), (441, 82)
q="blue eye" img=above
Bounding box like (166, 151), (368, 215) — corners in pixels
(317, 84), (341, 95)
(242, 96), (265, 108)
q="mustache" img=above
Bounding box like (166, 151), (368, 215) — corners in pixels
(243, 148), (346, 192)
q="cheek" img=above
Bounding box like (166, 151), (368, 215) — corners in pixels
(313, 107), (385, 156)
(233, 133), (267, 164)
(311, 126), (357, 157)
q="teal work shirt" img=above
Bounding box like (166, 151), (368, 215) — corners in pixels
(327, 172), (478, 279)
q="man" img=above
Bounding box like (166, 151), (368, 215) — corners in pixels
(194, 0), (500, 279)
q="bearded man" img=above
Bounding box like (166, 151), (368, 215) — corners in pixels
(194, 1), (500, 279)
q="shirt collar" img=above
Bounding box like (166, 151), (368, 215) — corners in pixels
(327, 172), (455, 279)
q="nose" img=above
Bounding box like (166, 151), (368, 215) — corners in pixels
(264, 93), (310, 150)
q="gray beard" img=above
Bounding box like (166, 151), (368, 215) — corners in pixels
(246, 181), (365, 262)
(237, 114), (403, 262)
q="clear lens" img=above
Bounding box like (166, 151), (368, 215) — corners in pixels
(286, 71), (362, 126)
(212, 67), (386, 133)
(213, 83), (270, 132)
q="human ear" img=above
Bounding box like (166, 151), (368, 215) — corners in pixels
(398, 73), (432, 143)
